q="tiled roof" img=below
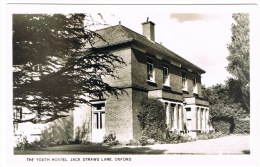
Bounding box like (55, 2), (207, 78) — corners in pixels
(93, 24), (206, 74)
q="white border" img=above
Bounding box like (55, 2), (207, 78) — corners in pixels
(1, 1), (259, 167)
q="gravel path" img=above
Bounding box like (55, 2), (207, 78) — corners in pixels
(140, 134), (250, 154)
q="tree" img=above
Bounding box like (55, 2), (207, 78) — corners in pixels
(226, 13), (250, 112)
(202, 84), (249, 134)
(13, 14), (125, 124)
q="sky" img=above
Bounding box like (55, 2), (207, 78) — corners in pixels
(87, 7), (234, 87)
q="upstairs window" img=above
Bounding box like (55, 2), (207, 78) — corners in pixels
(182, 72), (187, 91)
(147, 58), (155, 82)
(193, 77), (198, 94)
(163, 66), (170, 86)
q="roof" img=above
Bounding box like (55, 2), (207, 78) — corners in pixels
(92, 24), (206, 74)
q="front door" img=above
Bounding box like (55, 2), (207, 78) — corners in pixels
(92, 103), (105, 142)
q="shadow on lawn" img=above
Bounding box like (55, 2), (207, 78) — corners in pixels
(14, 144), (167, 155)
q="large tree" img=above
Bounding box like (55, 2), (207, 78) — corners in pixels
(226, 13), (250, 112)
(13, 14), (125, 124)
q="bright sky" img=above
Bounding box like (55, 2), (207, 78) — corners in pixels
(88, 6), (234, 87)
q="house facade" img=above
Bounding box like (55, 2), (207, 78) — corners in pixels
(73, 21), (211, 142)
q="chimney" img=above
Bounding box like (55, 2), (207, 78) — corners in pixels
(142, 18), (155, 41)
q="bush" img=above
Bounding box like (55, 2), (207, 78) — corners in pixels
(197, 131), (224, 140)
(15, 135), (29, 150)
(126, 139), (140, 146)
(211, 120), (232, 134)
(164, 130), (193, 144)
(139, 136), (155, 146)
(234, 119), (250, 134)
(103, 133), (120, 146)
(137, 99), (166, 141)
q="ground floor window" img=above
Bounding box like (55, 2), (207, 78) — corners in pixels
(165, 102), (183, 131)
(196, 107), (209, 131)
(92, 102), (105, 130)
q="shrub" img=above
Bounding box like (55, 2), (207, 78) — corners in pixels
(15, 135), (29, 150)
(197, 131), (224, 140)
(74, 121), (91, 143)
(103, 133), (120, 146)
(234, 119), (250, 134)
(137, 98), (166, 141)
(126, 139), (140, 146)
(164, 131), (193, 144)
(139, 136), (155, 146)
(209, 131), (224, 139)
(211, 120), (232, 134)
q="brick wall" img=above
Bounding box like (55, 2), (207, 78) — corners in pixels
(132, 89), (148, 140)
(102, 47), (132, 88)
(105, 88), (133, 142)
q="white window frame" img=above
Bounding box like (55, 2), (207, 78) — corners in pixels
(92, 102), (105, 130)
(163, 65), (170, 86)
(193, 77), (198, 94)
(147, 58), (155, 82)
(182, 72), (188, 91)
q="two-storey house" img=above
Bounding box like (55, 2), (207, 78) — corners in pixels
(73, 20), (210, 142)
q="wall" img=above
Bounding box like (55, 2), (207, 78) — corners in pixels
(102, 47), (132, 88)
(131, 48), (203, 98)
(131, 89), (148, 140)
(105, 88), (133, 142)
(73, 103), (92, 141)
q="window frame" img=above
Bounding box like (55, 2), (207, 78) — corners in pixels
(193, 76), (198, 94)
(147, 58), (155, 82)
(92, 102), (105, 130)
(182, 71), (188, 91)
(163, 65), (170, 86)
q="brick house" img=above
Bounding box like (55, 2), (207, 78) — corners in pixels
(73, 21), (210, 142)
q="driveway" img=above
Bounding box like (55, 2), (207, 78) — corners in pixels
(148, 134), (250, 154)
(14, 134), (250, 155)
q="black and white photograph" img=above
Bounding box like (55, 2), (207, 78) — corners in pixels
(0, 2), (259, 167)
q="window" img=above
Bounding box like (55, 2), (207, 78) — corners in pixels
(147, 58), (155, 82)
(182, 72), (187, 90)
(170, 104), (175, 129)
(193, 77), (198, 94)
(92, 103), (105, 130)
(13, 107), (22, 131)
(163, 66), (170, 86)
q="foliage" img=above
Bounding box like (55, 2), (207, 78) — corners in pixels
(103, 133), (120, 146)
(234, 119), (250, 134)
(126, 139), (140, 146)
(137, 98), (166, 141)
(15, 135), (29, 150)
(74, 121), (91, 144)
(197, 131), (224, 140)
(163, 130), (194, 144)
(226, 13), (250, 112)
(202, 84), (249, 134)
(138, 136), (155, 146)
(211, 120), (232, 134)
(13, 14), (125, 124)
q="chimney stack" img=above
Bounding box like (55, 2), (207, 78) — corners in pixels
(142, 18), (155, 41)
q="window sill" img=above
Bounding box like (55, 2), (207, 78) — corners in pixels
(147, 80), (157, 87)
(182, 89), (189, 94)
(163, 84), (171, 88)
